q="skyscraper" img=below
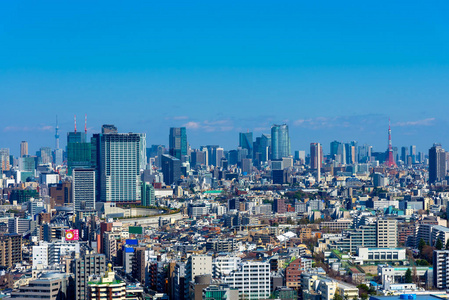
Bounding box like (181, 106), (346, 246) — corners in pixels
(93, 131), (146, 203)
(0, 148), (10, 171)
(271, 124), (290, 160)
(169, 127), (187, 160)
(205, 145), (219, 167)
(161, 154), (181, 185)
(73, 168), (96, 211)
(330, 141), (341, 162)
(429, 144), (446, 184)
(20, 141), (28, 157)
(38, 147), (53, 164)
(254, 134), (271, 164)
(67, 130), (91, 175)
(410, 145), (417, 163)
(401, 146), (409, 163)
(141, 182), (155, 206)
(310, 143), (323, 182)
(310, 143), (323, 170)
(71, 253), (106, 300)
(239, 132), (253, 158)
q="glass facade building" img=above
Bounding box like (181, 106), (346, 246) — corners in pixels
(271, 124), (290, 160)
(169, 127), (187, 160)
(67, 131), (91, 175)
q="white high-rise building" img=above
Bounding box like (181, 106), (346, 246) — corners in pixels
(222, 261), (270, 300)
(212, 255), (241, 278)
(95, 132), (146, 203)
(376, 219), (398, 248)
(32, 244), (49, 269)
(73, 168), (96, 211)
(433, 250), (449, 289)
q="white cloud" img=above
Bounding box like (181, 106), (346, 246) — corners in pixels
(183, 121), (201, 129)
(3, 125), (53, 132)
(182, 119), (234, 132)
(393, 118), (435, 127)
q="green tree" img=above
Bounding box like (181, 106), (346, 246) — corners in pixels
(333, 292), (344, 300)
(418, 238), (426, 253)
(436, 238), (444, 250)
(415, 259), (430, 266)
(405, 268), (413, 283)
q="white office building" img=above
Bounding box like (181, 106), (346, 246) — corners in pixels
(212, 255), (241, 278)
(32, 244), (49, 269)
(222, 261), (270, 300)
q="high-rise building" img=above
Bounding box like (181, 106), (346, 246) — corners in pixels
(161, 154), (181, 185)
(429, 144), (446, 184)
(191, 149), (207, 167)
(20, 141), (28, 157)
(310, 143), (323, 170)
(401, 146), (409, 163)
(330, 141), (341, 163)
(410, 145), (417, 163)
(377, 219), (397, 248)
(132, 247), (146, 285)
(88, 263), (126, 300)
(67, 131), (91, 175)
(141, 182), (155, 206)
(54, 149), (63, 166)
(433, 250), (449, 289)
(184, 255), (213, 300)
(358, 144), (372, 163)
(205, 145), (219, 167)
(273, 198), (286, 213)
(0, 148), (10, 171)
(254, 134), (271, 164)
(215, 147), (224, 167)
(222, 261), (270, 300)
(344, 143), (356, 165)
(101, 124), (118, 134)
(73, 168), (96, 211)
(71, 253), (106, 300)
(239, 132), (253, 158)
(271, 124), (290, 160)
(0, 234), (22, 268)
(169, 127), (187, 160)
(38, 147), (53, 165)
(93, 131), (146, 204)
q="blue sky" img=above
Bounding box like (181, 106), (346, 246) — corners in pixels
(1, 1), (449, 156)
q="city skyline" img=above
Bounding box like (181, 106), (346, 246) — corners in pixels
(1, 119), (435, 159)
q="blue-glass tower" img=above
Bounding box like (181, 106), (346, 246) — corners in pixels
(271, 124), (291, 160)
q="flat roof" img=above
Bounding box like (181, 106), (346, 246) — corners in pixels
(370, 295), (445, 300)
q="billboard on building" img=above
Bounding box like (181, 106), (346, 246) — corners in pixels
(65, 229), (79, 241)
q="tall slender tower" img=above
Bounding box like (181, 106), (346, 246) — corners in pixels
(385, 119), (396, 167)
(55, 116), (60, 149)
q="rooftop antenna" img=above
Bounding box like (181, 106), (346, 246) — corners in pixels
(74, 115), (77, 133)
(85, 114), (87, 134)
